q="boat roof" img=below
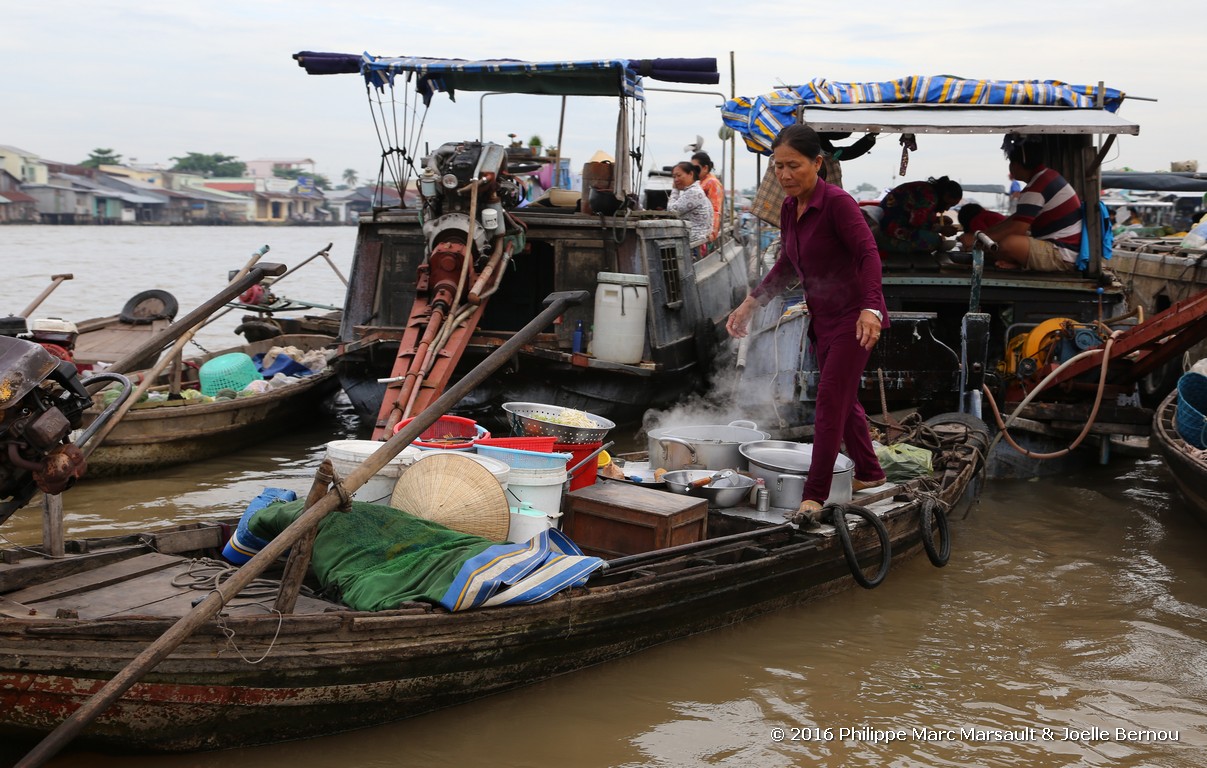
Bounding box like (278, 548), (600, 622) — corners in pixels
(723, 76), (1138, 153)
(791, 104), (1139, 136)
(1101, 171), (1207, 192)
(293, 52), (719, 103)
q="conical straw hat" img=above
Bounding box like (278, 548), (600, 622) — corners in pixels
(390, 452), (509, 541)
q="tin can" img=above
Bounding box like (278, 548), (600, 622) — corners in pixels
(756, 484), (770, 512)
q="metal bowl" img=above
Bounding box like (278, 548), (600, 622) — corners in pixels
(501, 402), (615, 445)
(662, 470), (756, 508)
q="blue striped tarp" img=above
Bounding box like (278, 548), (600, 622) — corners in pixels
(723, 76), (1126, 154)
(440, 528), (604, 611)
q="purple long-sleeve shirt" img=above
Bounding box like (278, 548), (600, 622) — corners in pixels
(750, 178), (888, 338)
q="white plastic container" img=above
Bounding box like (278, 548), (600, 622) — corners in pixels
(593, 271), (649, 364)
(325, 440), (423, 506)
(412, 450), (511, 490)
(507, 502), (557, 543)
(504, 466), (567, 518)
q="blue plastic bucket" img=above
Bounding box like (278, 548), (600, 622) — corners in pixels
(1176, 372), (1207, 449)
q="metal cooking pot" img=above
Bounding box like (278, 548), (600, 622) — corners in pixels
(739, 440), (853, 508)
(661, 469), (755, 508)
(647, 420), (770, 471)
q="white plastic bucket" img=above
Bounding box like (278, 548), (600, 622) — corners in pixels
(505, 466), (567, 517)
(325, 440), (422, 506)
(508, 502), (557, 543)
(593, 271), (649, 364)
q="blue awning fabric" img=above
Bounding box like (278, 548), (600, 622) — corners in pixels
(723, 76), (1127, 154)
(293, 52), (719, 104)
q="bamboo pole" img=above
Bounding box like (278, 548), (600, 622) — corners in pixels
(16, 289), (588, 768)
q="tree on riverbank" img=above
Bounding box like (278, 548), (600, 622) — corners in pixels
(170, 152), (246, 177)
(80, 148), (122, 168)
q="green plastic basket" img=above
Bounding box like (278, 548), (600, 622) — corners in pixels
(199, 352), (261, 396)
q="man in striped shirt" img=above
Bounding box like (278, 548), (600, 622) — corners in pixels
(959, 141), (1082, 271)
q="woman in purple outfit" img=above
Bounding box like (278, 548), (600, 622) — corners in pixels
(725, 124), (888, 521)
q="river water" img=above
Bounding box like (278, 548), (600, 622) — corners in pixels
(2, 226), (1206, 767)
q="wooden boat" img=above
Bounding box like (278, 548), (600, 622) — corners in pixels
(293, 53), (752, 439)
(1152, 388), (1207, 524)
(1099, 171), (1207, 405)
(724, 76), (1207, 477)
(79, 333), (341, 476)
(0, 412), (987, 755)
(7, 289), (180, 373)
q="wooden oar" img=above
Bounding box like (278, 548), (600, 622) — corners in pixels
(20, 273), (73, 318)
(80, 249), (271, 458)
(103, 247), (284, 376)
(16, 289), (588, 768)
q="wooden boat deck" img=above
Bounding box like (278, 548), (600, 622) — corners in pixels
(1, 552), (341, 621)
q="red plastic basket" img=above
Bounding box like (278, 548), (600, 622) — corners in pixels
(554, 441), (603, 491)
(393, 415), (489, 450)
(475, 436), (557, 452)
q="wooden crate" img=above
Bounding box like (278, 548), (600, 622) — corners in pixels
(563, 481), (707, 558)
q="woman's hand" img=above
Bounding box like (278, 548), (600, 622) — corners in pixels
(726, 296), (758, 339)
(856, 309), (882, 351)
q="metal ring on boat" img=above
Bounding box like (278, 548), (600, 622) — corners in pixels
(918, 497), (950, 567)
(828, 503), (891, 589)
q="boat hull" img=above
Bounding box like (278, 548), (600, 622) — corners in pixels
(0, 422), (984, 753)
(1152, 389), (1207, 525)
(335, 208), (750, 429)
(79, 334), (340, 476)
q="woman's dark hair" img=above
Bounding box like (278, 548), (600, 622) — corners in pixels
(674, 161), (700, 180)
(771, 124), (822, 159)
(690, 151), (714, 171)
(957, 202), (984, 229)
(930, 175), (963, 210)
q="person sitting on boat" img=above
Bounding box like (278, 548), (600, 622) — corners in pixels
(876, 176), (963, 257)
(668, 161), (713, 257)
(725, 124), (888, 523)
(817, 131), (878, 191)
(691, 151), (724, 246)
(958, 139), (1082, 271)
(957, 202), (1006, 236)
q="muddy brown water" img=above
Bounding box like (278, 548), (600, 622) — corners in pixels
(2, 227), (1207, 767)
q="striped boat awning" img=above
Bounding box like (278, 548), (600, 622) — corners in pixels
(724, 76), (1138, 154)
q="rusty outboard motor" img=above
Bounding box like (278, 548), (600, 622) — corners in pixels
(0, 335), (131, 523)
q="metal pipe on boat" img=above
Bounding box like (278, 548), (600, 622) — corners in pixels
(14, 289), (589, 768)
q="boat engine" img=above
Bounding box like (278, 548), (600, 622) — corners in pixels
(0, 335), (130, 523)
(419, 141), (520, 259)
(999, 317), (1106, 387)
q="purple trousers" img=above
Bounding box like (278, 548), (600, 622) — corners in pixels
(804, 325), (885, 503)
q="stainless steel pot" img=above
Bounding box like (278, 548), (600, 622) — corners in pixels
(661, 469), (755, 508)
(739, 440), (853, 508)
(647, 420), (770, 471)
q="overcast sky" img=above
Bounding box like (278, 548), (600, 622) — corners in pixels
(5, 0), (1204, 195)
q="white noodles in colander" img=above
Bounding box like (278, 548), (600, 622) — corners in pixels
(535, 409), (599, 428)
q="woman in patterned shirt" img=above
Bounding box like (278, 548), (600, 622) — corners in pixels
(668, 161), (713, 256)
